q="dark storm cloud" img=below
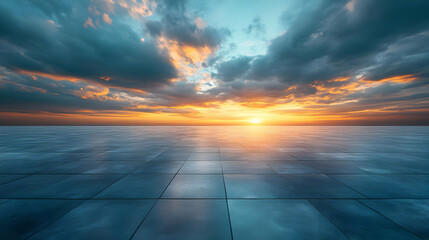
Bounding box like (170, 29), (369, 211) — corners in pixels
(0, 73), (129, 113)
(254, 0), (429, 83)
(213, 56), (253, 82)
(0, 0), (177, 90)
(144, 0), (230, 48)
(214, 0), (429, 97)
(0, 69), (200, 115)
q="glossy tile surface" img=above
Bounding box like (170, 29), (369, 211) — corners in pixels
(29, 200), (155, 240)
(162, 174), (225, 198)
(229, 200), (347, 240)
(310, 200), (421, 240)
(0, 126), (428, 239)
(132, 200), (231, 240)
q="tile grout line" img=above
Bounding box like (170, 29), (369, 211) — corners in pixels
(325, 174), (368, 199)
(128, 154), (187, 240)
(24, 166), (132, 239)
(221, 152), (234, 240)
(23, 149), (151, 240)
(25, 200), (85, 240)
(307, 200), (351, 240)
(0, 174), (29, 186)
(358, 200), (424, 240)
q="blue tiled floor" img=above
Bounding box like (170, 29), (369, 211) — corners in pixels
(0, 126), (428, 239)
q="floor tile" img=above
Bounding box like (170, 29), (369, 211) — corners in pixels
(220, 152), (257, 161)
(305, 160), (429, 174)
(162, 175), (225, 198)
(152, 151), (192, 161)
(331, 174), (429, 198)
(0, 199), (82, 239)
(222, 161), (275, 174)
(193, 148), (219, 152)
(225, 174), (363, 198)
(30, 200), (155, 240)
(82, 161), (141, 174)
(179, 161), (222, 174)
(229, 200), (347, 240)
(0, 174), (26, 185)
(0, 174), (122, 198)
(95, 174), (174, 198)
(1, 126), (428, 239)
(132, 200), (231, 240)
(310, 200), (421, 240)
(83, 152), (152, 161)
(361, 199), (429, 239)
(252, 152), (297, 161)
(0, 159), (68, 174)
(268, 161), (320, 174)
(133, 161), (184, 174)
(188, 152), (221, 161)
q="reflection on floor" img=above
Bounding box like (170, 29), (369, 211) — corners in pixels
(0, 126), (428, 240)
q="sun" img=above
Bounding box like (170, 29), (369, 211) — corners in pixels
(249, 118), (262, 124)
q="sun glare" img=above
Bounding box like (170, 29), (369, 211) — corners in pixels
(249, 118), (262, 124)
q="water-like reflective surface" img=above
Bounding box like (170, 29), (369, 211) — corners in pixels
(0, 126), (428, 239)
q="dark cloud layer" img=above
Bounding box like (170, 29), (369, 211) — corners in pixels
(213, 56), (253, 82)
(0, 0), (176, 90)
(1, 0), (429, 124)
(217, 0), (429, 89)
(144, 0), (230, 48)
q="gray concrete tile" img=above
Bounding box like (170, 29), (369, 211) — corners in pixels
(133, 161), (184, 174)
(29, 200), (155, 240)
(152, 151), (192, 161)
(95, 174), (174, 198)
(162, 175), (225, 198)
(229, 200), (347, 240)
(179, 161), (222, 174)
(268, 161), (320, 174)
(0, 199), (82, 239)
(0, 174), (26, 185)
(225, 174), (363, 198)
(188, 152), (221, 161)
(222, 161), (275, 174)
(0, 174), (122, 198)
(132, 200), (231, 240)
(310, 200), (421, 240)
(331, 174), (429, 198)
(361, 199), (429, 239)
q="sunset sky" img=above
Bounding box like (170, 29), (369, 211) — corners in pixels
(1, 0), (429, 125)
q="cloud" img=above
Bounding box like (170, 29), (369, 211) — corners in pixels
(213, 56), (253, 82)
(142, 0), (230, 79)
(212, 0), (429, 105)
(102, 13), (112, 24)
(0, 0), (177, 90)
(246, 0), (429, 85)
(1, 0), (429, 124)
(244, 17), (265, 35)
(0, 68), (201, 115)
(84, 17), (96, 28)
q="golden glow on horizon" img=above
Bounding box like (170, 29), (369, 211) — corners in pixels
(4, 70), (424, 125)
(249, 118), (262, 124)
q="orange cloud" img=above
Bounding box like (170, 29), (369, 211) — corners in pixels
(76, 85), (110, 100)
(83, 17), (95, 28)
(157, 36), (214, 78)
(16, 70), (86, 83)
(367, 74), (418, 83)
(102, 13), (112, 24)
(117, 0), (155, 18)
